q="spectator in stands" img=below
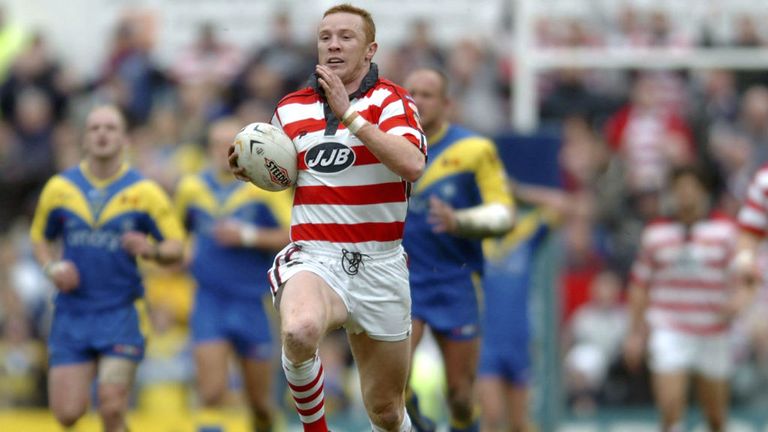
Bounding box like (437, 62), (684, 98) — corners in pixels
(603, 72), (693, 194)
(100, 14), (166, 126)
(0, 89), (57, 230)
(173, 22), (244, 87)
(564, 270), (627, 414)
(0, 5), (26, 82)
(447, 38), (506, 133)
(384, 19), (446, 86)
(233, 10), (313, 100)
(0, 31), (70, 126)
(0, 314), (46, 408)
(734, 86), (768, 174)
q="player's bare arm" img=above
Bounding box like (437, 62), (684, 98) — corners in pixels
(316, 64), (425, 182)
(623, 281), (649, 372)
(725, 231), (761, 321)
(212, 219), (290, 250)
(32, 241), (79, 293)
(121, 231), (184, 265)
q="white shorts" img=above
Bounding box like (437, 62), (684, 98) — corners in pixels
(268, 243), (411, 342)
(648, 328), (732, 379)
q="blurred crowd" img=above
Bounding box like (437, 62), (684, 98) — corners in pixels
(2, 2), (768, 422)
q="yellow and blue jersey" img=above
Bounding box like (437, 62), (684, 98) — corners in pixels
(30, 162), (184, 312)
(403, 124), (512, 285)
(175, 170), (291, 300)
(482, 207), (554, 347)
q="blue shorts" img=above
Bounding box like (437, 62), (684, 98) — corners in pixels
(410, 273), (481, 340)
(48, 301), (148, 367)
(478, 342), (531, 385)
(191, 288), (273, 360)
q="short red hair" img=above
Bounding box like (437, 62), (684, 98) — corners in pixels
(323, 4), (376, 44)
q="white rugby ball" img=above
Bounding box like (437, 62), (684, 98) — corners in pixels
(233, 122), (297, 191)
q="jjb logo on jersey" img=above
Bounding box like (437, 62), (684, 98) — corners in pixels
(304, 142), (356, 173)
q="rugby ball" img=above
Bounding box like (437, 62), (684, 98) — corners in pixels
(233, 122), (297, 191)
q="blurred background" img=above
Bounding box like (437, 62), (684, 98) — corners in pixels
(1, 0), (768, 430)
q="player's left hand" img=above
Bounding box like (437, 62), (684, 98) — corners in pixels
(316, 64), (350, 120)
(212, 219), (244, 247)
(121, 231), (154, 258)
(227, 145), (250, 182)
(428, 195), (458, 234)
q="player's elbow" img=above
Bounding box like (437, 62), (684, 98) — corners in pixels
(401, 155), (425, 183)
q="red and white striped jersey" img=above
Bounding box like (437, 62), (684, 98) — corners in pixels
(739, 165), (768, 236)
(630, 215), (737, 335)
(272, 65), (427, 253)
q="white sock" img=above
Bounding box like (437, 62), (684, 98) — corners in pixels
(282, 350), (327, 429)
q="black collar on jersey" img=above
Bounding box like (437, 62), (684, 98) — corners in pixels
(307, 63), (379, 136)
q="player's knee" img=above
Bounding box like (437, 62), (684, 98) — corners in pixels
(199, 385), (227, 407)
(281, 318), (323, 357)
(54, 406), (86, 427)
(98, 386), (129, 422)
(447, 386), (474, 420)
(368, 399), (403, 431)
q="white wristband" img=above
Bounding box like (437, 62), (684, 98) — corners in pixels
(731, 249), (756, 273)
(346, 114), (369, 135)
(342, 105), (357, 123)
(454, 203), (515, 237)
(44, 260), (67, 278)
(240, 225), (259, 247)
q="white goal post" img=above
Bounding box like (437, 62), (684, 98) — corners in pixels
(513, 0), (768, 132)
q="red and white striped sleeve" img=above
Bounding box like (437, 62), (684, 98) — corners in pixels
(376, 82), (427, 156)
(739, 166), (768, 237)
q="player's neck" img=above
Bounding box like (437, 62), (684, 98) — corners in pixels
(677, 208), (704, 227)
(343, 64), (370, 95)
(424, 121), (449, 146)
(85, 157), (124, 181)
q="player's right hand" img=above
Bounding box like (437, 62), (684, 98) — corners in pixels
(227, 145), (250, 182)
(47, 260), (80, 293)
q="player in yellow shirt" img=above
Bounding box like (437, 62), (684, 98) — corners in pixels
(176, 118), (291, 431)
(30, 105), (184, 432)
(403, 68), (515, 432)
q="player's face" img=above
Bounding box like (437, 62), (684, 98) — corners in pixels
(209, 122), (240, 173)
(672, 174), (707, 219)
(318, 12), (376, 85)
(83, 107), (127, 161)
(405, 70), (448, 132)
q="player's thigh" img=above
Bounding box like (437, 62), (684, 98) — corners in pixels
(239, 356), (273, 407)
(49, 362), (96, 415)
(278, 270), (348, 334)
(436, 333), (480, 389)
(194, 341), (231, 394)
(652, 372), (689, 415)
(695, 375), (729, 423)
(348, 332), (411, 408)
(97, 357), (137, 409)
(411, 318), (426, 350)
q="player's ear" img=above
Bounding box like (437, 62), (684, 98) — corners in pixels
(365, 42), (378, 62)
